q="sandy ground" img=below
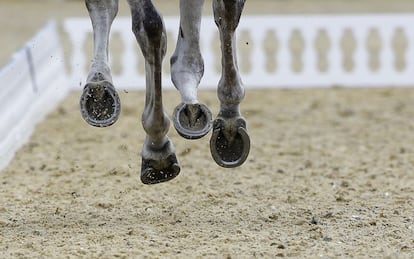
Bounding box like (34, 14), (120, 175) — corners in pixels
(2, 89), (414, 258)
(1, 0), (414, 258)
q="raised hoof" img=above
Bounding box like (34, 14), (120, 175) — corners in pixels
(210, 117), (250, 168)
(141, 154), (181, 184)
(173, 102), (212, 140)
(80, 81), (121, 127)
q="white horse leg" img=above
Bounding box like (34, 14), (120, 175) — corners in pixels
(82, 0), (121, 127)
(210, 0), (250, 167)
(127, 0), (180, 184)
(170, 0), (212, 140)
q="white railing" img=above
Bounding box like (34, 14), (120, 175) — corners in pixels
(64, 14), (414, 89)
(0, 21), (69, 170)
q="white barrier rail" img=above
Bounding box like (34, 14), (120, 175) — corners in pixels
(0, 21), (69, 170)
(65, 14), (414, 89)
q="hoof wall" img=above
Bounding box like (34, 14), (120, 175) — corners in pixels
(141, 154), (181, 185)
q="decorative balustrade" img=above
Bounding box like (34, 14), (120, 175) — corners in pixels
(64, 14), (414, 89)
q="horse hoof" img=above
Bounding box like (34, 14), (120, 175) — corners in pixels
(80, 81), (121, 127)
(173, 102), (212, 139)
(141, 154), (181, 184)
(210, 117), (250, 168)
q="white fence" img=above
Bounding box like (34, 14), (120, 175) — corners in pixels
(0, 21), (69, 170)
(65, 14), (414, 89)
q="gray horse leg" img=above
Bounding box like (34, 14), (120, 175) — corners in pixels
(210, 0), (250, 167)
(170, 0), (212, 140)
(128, 0), (180, 184)
(82, 0), (121, 127)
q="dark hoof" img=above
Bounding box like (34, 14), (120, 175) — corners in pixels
(141, 154), (181, 184)
(210, 117), (250, 168)
(80, 81), (121, 127)
(173, 102), (212, 139)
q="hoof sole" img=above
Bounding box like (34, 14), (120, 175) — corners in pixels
(80, 81), (121, 127)
(173, 103), (212, 140)
(210, 117), (250, 168)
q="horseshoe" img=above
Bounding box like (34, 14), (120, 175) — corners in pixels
(173, 102), (212, 139)
(80, 80), (121, 127)
(210, 117), (250, 168)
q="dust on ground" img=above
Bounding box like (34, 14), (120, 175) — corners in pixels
(1, 88), (414, 257)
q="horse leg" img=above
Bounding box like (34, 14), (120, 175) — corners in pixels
(210, 0), (250, 168)
(82, 0), (121, 127)
(170, 0), (212, 140)
(127, 0), (180, 184)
